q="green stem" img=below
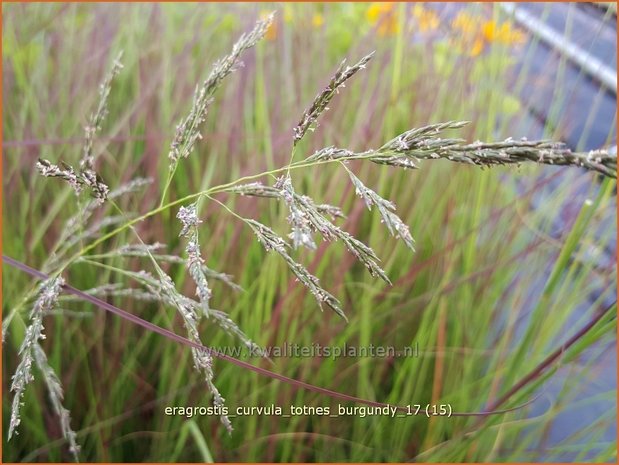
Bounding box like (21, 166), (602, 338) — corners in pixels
(159, 163), (178, 208)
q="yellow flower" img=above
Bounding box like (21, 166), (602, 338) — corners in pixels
(366, 2), (394, 24)
(412, 4), (439, 33)
(481, 20), (497, 42)
(451, 11), (479, 36)
(451, 11), (525, 56)
(260, 10), (277, 41)
(482, 20), (526, 46)
(366, 3), (399, 37)
(312, 13), (324, 28)
(496, 22), (526, 44)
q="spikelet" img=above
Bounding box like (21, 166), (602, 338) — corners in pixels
(293, 52), (374, 145)
(247, 219), (347, 320)
(177, 203), (212, 317)
(169, 14), (274, 163)
(346, 169), (415, 250)
(33, 344), (80, 461)
(9, 277), (80, 459)
(275, 175), (317, 250)
(80, 52), (124, 171)
(147, 269), (233, 433)
(36, 53), (124, 203)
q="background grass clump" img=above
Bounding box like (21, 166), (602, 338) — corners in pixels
(3, 2), (617, 462)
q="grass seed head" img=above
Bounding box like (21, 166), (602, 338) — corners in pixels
(9, 277), (65, 443)
(293, 52), (374, 145)
(168, 13), (275, 163)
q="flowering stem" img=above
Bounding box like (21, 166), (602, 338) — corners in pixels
(159, 163), (178, 209)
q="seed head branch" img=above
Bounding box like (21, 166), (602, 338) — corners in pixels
(247, 219), (347, 321)
(33, 344), (80, 461)
(177, 203), (213, 318)
(80, 51), (124, 172)
(35, 53), (125, 203)
(307, 121), (617, 178)
(8, 277), (71, 447)
(168, 13), (274, 163)
(293, 52), (374, 145)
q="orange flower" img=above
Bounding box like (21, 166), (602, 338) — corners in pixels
(451, 11), (525, 56)
(482, 20), (526, 46)
(470, 38), (484, 57)
(261, 11), (277, 41)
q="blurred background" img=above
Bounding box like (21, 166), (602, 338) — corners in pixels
(2, 2), (617, 462)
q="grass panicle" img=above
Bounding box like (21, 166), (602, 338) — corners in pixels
(80, 51), (124, 172)
(275, 188), (390, 284)
(380, 120), (617, 178)
(177, 203), (213, 317)
(32, 344), (80, 461)
(8, 276), (79, 460)
(144, 268), (233, 433)
(35, 158), (109, 203)
(118, 269), (257, 351)
(36, 53), (124, 204)
(306, 121), (617, 178)
(168, 13), (274, 164)
(293, 52), (375, 145)
(345, 168), (415, 250)
(276, 175), (317, 250)
(247, 219), (347, 320)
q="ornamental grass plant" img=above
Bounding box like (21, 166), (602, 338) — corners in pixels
(3, 3), (616, 462)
